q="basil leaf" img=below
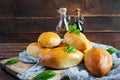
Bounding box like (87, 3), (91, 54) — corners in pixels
(106, 48), (117, 55)
(66, 46), (76, 53)
(68, 25), (76, 32)
(32, 71), (56, 80)
(2, 58), (19, 68)
(74, 29), (80, 34)
(68, 24), (80, 34)
(72, 24), (77, 30)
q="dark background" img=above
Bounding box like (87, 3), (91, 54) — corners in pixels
(0, 0), (120, 42)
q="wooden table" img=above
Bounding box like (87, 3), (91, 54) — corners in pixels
(0, 32), (120, 80)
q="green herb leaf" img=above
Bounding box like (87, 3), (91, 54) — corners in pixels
(66, 46), (77, 53)
(32, 71), (56, 80)
(106, 48), (117, 55)
(68, 24), (80, 34)
(2, 58), (19, 68)
(68, 25), (76, 32)
(72, 24), (77, 30)
(74, 29), (80, 34)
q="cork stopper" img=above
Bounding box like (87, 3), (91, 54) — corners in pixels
(58, 8), (67, 15)
(75, 8), (80, 15)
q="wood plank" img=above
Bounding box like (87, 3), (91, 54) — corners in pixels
(0, 51), (21, 58)
(12, 16), (120, 33)
(0, 0), (14, 17)
(0, 43), (28, 58)
(0, 33), (39, 42)
(0, 17), (120, 33)
(0, 0), (120, 17)
(0, 32), (119, 49)
(0, 43), (26, 58)
(0, 58), (34, 74)
(0, 58), (64, 80)
(0, 43), (28, 51)
(85, 32), (120, 50)
(12, 0), (120, 17)
(0, 18), (14, 33)
(0, 58), (35, 79)
(83, 17), (120, 32)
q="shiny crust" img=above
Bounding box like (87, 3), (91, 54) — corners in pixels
(64, 32), (92, 52)
(41, 47), (84, 69)
(26, 42), (50, 58)
(38, 32), (61, 48)
(84, 48), (112, 77)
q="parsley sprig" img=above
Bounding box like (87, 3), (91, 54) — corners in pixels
(68, 24), (80, 34)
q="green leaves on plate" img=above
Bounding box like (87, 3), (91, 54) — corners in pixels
(2, 58), (19, 68)
(32, 71), (56, 80)
(68, 24), (80, 34)
(66, 46), (77, 53)
(106, 48), (117, 55)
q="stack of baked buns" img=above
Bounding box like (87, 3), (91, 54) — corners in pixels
(26, 31), (112, 77)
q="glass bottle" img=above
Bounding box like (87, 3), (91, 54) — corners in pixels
(56, 8), (68, 38)
(74, 8), (84, 32)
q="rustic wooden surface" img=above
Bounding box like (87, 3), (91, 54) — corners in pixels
(0, 0), (120, 17)
(0, 0), (120, 33)
(0, 32), (119, 47)
(0, 0), (120, 79)
(0, 17), (120, 33)
(0, 58), (64, 80)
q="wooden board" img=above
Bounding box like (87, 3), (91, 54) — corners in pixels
(0, 57), (64, 80)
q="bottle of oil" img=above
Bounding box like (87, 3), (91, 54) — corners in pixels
(74, 8), (84, 32)
(56, 8), (68, 38)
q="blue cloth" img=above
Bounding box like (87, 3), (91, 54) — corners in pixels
(19, 51), (39, 63)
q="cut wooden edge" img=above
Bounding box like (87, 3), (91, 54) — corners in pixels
(0, 57), (34, 78)
(0, 57), (65, 80)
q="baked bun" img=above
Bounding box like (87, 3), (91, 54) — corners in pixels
(41, 47), (84, 69)
(84, 48), (112, 77)
(64, 32), (92, 52)
(38, 32), (61, 48)
(26, 42), (50, 58)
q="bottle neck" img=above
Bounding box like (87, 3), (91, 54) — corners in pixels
(74, 14), (80, 22)
(74, 14), (84, 24)
(60, 14), (67, 19)
(59, 14), (68, 30)
(73, 14), (84, 32)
